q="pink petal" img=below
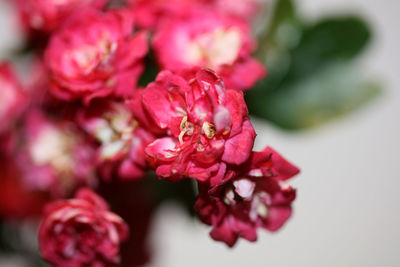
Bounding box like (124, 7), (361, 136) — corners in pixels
(233, 179), (255, 199)
(145, 137), (177, 163)
(225, 89), (248, 137)
(263, 147), (300, 180)
(213, 105), (232, 132)
(142, 86), (176, 129)
(210, 217), (239, 247)
(222, 120), (256, 165)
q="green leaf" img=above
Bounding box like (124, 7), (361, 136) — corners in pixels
(286, 16), (371, 84)
(257, 0), (299, 53)
(246, 0), (377, 130)
(251, 62), (380, 129)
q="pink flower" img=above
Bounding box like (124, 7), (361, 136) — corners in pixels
(17, 110), (97, 197)
(127, 0), (261, 29)
(44, 8), (148, 103)
(126, 0), (201, 29)
(152, 10), (266, 91)
(211, 0), (262, 20)
(15, 0), (107, 36)
(78, 100), (155, 180)
(0, 63), (26, 133)
(39, 188), (129, 267)
(135, 68), (256, 182)
(195, 147), (300, 247)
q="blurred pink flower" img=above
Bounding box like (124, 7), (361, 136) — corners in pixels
(78, 100), (155, 180)
(17, 110), (97, 197)
(44, 8), (148, 103)
(152, 10), (266, 90)
(127, 0), (261, 29)
(39, 188), (129, 267)
(15, 0), (107, 36)
(211, 0), (261, 20)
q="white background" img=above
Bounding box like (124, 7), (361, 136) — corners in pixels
(0, 0), (399, 266)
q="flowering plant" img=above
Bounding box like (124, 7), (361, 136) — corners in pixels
(0, 0), (375, 266)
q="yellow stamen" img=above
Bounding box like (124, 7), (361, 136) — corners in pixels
(202, 122), (216, 139)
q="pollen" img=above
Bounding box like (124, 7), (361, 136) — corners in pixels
(202, 122), (216, 139)
(179, 116), (195, 144)
(180, 116), (188, 131)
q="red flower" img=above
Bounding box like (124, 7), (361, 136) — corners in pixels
(44, 8), (148, 103)
(0, 62), (26, 133)
(195, 147), (300, 247)
(134, 68), (256, 183)
(39, 188), (129, 267)
(152, 10), (266, 91)
(15, 0), (107, 36)
(78, 100), (155, 180)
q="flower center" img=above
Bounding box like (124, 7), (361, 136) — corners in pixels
(202, 121), (216, 139)
(178, 115), (218, 145)
(249, 194), (269, 221)
(92, 104), (137, 160)
(178, 116), (195, 144)
(30, 126), (75, 174)
(66, 33), (117, 76)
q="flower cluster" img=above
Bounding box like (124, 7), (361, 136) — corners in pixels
(1, 0), (299, 266)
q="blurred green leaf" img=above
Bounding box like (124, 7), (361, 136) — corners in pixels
(246, 0), (379, 130)
(287, 16), (371, 83)
(257, 0), (299, 55)
(256, 0), (302, 91)
(255, 62), (380, 129)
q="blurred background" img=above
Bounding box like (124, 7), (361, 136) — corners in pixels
(0, 0), (399, 266)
